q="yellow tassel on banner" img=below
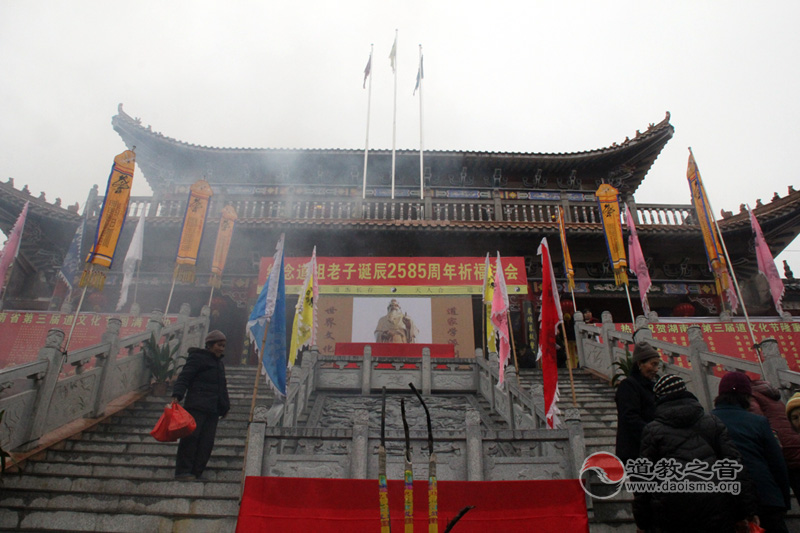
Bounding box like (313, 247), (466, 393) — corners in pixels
(79, 268), (106, 290)
(174, 264), (196, 284)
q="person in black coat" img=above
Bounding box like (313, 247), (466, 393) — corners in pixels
(171, 329), (231, 480)
(713, 372), (790, 533)
(615, 341), (660, 464)
(634, 374), (758, 532)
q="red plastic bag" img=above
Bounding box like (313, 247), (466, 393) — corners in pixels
(748, 522), (765, 533)
(150, 402), (197, 442)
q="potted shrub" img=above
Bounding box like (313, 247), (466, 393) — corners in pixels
(143, 333), (181, 396)
(611, 347), (634, 387)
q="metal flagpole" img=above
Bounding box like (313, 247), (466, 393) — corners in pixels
(132, 260), (141, 309)
(391, 29), (398, 200)
(362, 45), (373, 200)
(63, 285), (89, 354)
(505, 309), (522, 389)
(624, 284), (636, 324)
(417, 44), (424, 200)
(164, 277), (177, 318)
(207, 286), (215, 308)
(560, 320), (578, 407)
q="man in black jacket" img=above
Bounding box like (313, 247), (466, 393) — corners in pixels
(615, 341), (660, 464)
(171, 330), (231, 480)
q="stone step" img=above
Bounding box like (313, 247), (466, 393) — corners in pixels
(0, 508), (237, 533)
(42, 448), (243, 469)
(87, 423), (250, 438)
(0, 474), (240, 499)
(60, 440), (244, 456)
(70, 431), (246, 446)
(24, 460), (241, 481)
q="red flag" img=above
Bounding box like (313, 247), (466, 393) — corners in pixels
(749, 207), (784, 315)
(490, 253), (510, 386)
(537, 238), (562, 428)
(625, 205), (651, 315)
(0, 201), (29, 293)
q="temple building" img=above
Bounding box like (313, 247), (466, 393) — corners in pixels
(1, 104), (799, 362)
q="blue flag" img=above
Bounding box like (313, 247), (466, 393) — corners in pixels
(246, 234), (287, 395)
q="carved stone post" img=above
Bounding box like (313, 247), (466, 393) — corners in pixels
(422, 347), (432, 395)
(350, 409), (370, 479)
(599, 311), (616, 376)
(564, 407), (592, 514)
(423, 193), (432, 221)
(760, 338), (789, 397)
(574, 311), (586, 367)
(24, 329), (66, 448)
(633, 316), (653, 343)
(92, 318), (122, 417)
(147, 309), (164, 339)
(361, 345), (372, 395)
(245, 405), (268, 477)
(687, 326), (713, 411)
(465, 409), (484, 481)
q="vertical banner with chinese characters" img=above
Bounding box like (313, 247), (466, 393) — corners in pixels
(596, 184), (628, 286)
(209, 205), (238, 288)
(174, 179), (213, 283)
(81, 150), (136, 289)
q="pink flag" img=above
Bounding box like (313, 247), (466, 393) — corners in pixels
(749, 207), (784, 315)
(0, 202), (29, 293)
(625, 205), (652, 315)
(490, 253), (511, 386)
(537, 238), (562, 428)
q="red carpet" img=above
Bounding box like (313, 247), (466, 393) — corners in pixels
(237, 476), (588, 532)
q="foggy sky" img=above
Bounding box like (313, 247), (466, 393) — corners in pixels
(1, 1), (798, 272)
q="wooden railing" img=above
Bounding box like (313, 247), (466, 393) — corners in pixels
(116, 195), (696, 227)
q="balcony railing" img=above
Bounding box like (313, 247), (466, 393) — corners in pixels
(115, 195), (696, 227)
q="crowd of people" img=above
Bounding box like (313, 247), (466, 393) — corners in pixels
(616, 340), (799, 533)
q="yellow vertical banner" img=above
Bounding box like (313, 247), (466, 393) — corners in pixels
(596, 184), (628, 286)
(174, 179), (213, 283)
(81, 150), (136, 290)
(687, 149), (737, 311)
(557, 206), (575, 291)
(209, 205), (237, 288)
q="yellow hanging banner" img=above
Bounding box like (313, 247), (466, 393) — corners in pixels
(557, 206), (575, 291)
(80, 150), (136, 290)
(596, 184), (628, 286)
(174, 180), (213, 283)
(209, 205), (238, 288)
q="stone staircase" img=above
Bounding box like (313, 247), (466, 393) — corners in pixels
(0, 365), (272, 532)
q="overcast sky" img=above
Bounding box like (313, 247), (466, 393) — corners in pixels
(1, 1), (798, 273)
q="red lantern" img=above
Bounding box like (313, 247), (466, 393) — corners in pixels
(673, 302), (695, 317)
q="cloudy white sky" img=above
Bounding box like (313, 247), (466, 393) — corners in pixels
(1, 1), (798, 272)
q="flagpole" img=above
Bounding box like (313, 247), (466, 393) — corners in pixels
(690, 148), (765, 376)
(207, 285), (215, 308)
(481, 302), (487, 357)
(391, 29), (398, 201)
(132, 260), (141, 309)
(362, 44), (373, 200)
(624, 284), (636, 324)
(560, 320), (578, 407)
(417, 44), (424, 200)
(63, 284), (89, 354)
(164, 277), (177, 318)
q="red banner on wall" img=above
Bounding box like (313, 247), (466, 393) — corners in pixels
(615, 320), (800, 372)
(0, 311), (176, 369)
(258, 256), (528, 295)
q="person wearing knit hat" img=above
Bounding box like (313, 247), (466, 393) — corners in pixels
(652, 374), (686, 400)
(634, 368), (757, 531)
(614, 341), (660, 466)
(714, 372), (791, 531)
(170, 329), (230, 481)
(787, 392), (800, 433)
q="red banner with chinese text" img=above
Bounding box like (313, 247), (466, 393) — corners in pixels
(614, 320), (800, 373)
(0, 311), (176, 369)
(258, 256), (528, 295)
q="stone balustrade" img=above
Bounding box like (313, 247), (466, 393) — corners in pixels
(0, 305), (209, 452)
(575, 310), (800, 412)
